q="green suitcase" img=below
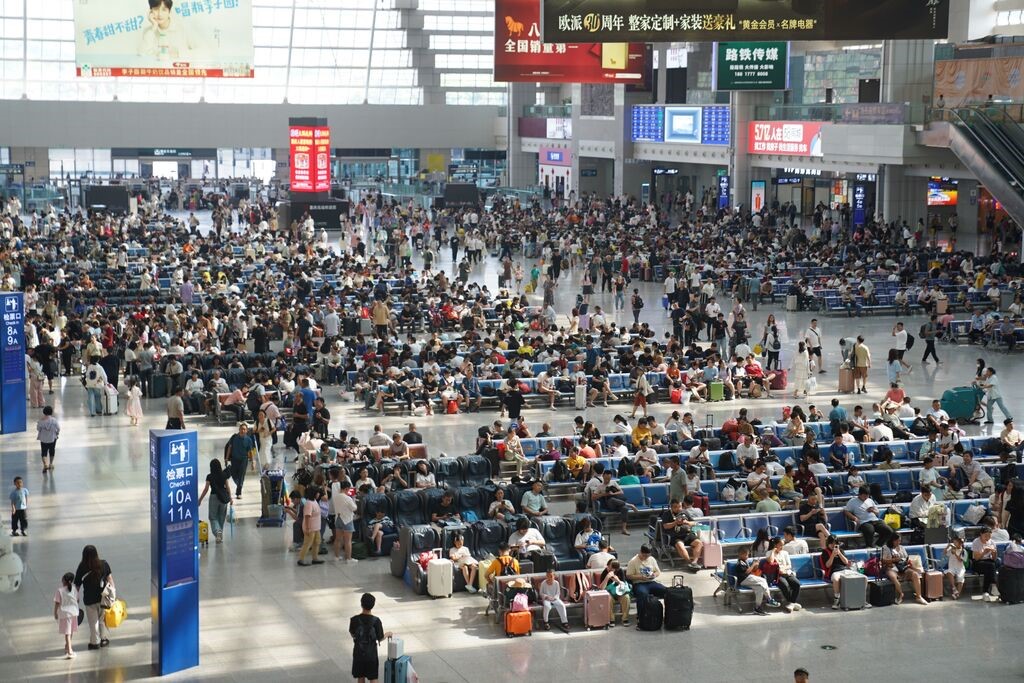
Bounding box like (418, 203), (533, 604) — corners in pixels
(709, 381), (724, 402)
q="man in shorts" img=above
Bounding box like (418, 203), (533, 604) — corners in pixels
(660, 498), (703, 571)
(852, 335), (871, 394)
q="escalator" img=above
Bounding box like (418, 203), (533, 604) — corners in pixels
(920, 106), (1024, 230)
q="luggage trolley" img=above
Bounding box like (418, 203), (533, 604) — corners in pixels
(256, 468), (287, 527)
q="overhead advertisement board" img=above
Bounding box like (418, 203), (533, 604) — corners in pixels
(748, 121), (823, 157)
(714, 41), (789, 91)
(73, 0), (254, 78)
(495, 0), (646, 83)
(540, 0), (949, 43)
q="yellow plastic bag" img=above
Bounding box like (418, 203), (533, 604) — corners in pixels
(753, 344), (764, 356)
(884, 512), (902, 531)
(104, 599), (127, 628)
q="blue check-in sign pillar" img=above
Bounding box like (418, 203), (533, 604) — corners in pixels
(150, 430), (199, 675)
(0, 293), (26, 434)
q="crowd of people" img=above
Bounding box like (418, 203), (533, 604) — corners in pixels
(6, 180), (1024, 671)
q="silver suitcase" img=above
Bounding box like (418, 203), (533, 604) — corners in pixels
(839, 572), (867, 610)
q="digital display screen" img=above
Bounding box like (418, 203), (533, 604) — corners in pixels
(701, 106), (731, 146)
(664, 107), (702, 144)
(289, 125), (331, 193)
(631, 105), (665, 142)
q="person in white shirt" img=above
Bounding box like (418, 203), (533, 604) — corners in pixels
(508, 517), (546, 555)
(330, 471), (359, 563)
(782, 527), (809, 556)
(923, 398), (947, 423)
(587, 539), (616, 570)
(891, 322), (912, 372)
(909, 485), (938, 526)
(869, 420), (894, 442)
(448, 534), (479, 593)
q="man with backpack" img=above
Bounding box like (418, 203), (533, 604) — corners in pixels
(920, 314), (942, 365)
(631, 289), (644, 325)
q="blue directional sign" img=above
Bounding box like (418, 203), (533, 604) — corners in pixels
(0, 293), (25, 434)
(150, 429), (199, 676)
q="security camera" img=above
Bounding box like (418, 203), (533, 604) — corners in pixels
(0, 535), (25, 593)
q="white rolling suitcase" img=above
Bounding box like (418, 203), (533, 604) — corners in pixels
(104, 386), (119, 415)
(574, 383), (587, 410)
(786, 295), (799, 312)
(426, 549), (453, 599)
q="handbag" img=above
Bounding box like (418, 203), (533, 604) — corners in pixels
(608, 579), (632, 597)
(99, 579), (116, 609)
(104, 599), (128, 628)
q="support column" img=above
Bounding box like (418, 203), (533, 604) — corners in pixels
(655, 44), (668, 104)
(506, 82), (539, 188)
(881, 165), (928, 229)
(731, 91), (774, 211)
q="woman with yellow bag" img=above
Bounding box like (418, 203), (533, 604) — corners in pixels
(73, 545), (114, 650)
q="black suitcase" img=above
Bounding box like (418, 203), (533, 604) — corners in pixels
(637, 596), (664, 631)
(998, 566), (1024, 604)
(343, 317), (359, 337)
(664, 576), (694, 631)
(869, 579), (896, 607)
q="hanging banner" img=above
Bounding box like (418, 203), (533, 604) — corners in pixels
(540, 0), (950, 43)
(748, 121), (824, 157)
(495, 0), (646, 83)
(73, 0), (254, 78)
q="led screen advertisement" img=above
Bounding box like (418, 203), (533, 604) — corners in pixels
(74, 0), (254, 78)
(748, 121), (823, 157)
(289, 120), (331, 194)
(495, 0), (647, 83)
(540, 0), (949, 43)
(928, 177), (958, 207)
(630, 105), (731, 146)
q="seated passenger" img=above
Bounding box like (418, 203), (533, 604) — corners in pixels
(880, 535), (928, 605)
(448, 534), (479, 593)
(660, 498), (703, 572)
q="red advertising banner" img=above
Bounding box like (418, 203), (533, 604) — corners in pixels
(495, 0), (646, 83)
(289, 125), (331, 193)
(747, 121), (824, 157)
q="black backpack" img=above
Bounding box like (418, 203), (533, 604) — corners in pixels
(635, 295), (644, 309)
(906, 333), (915, 350)
(550, 459), (569, 482)
(873, 444), (893, 463)
(717, 451), (737, 471)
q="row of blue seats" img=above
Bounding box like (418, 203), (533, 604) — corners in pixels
(700, 499), (990, 549)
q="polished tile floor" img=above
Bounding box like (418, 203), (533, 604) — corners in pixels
(1, 227), (1023, 682)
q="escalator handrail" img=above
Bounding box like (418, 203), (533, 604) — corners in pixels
(966, 109), (1024, 177)
(948, 108), (1024, 195)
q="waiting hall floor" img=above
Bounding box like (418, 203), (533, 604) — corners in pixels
(1, 233), (1022, 681)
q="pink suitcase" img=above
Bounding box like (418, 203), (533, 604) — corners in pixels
(923, 570), (944, 600)
(583, 589), (611, 630)
(701, 541), (723, 569)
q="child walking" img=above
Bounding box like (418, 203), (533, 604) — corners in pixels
(10, 476), (28, 536)
(125, 377), (144, 426)
(53, 572), (79, 659)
